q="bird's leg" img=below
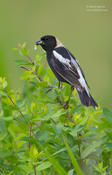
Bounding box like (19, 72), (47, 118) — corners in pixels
(64, 86), (74, 109)
(58, 81), (62, 89)
(47, 81), (62, 92)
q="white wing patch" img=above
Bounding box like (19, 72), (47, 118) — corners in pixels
(53, 50), (71, 68)
(71, 57), (90, 97)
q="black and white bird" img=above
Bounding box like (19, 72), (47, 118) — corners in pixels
(35, 35), (98, 108)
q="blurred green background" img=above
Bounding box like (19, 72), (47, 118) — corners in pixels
(0, 0), (112, 108)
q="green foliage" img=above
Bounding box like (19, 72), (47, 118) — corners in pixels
(0, 43), (112, 175)
(63, 135), (84, 175)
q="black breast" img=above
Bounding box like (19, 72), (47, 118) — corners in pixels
(46, 51), (68, 83)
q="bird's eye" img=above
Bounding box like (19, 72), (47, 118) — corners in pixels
(45, 38), (49, 41)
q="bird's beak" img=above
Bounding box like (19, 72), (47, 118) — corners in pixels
(35, 39), (43, 45)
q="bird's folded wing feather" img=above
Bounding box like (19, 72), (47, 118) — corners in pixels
(51, 47), (90, 96)
(70, 52), (90, 89)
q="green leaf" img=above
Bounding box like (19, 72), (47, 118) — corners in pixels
(14, 43), (29, 56)
(39, 108), (65, 121)
(81, 140), (104, 159)
(37, 161), (51, 171)
(50, 109), (66, 121)
(44, 151), (68, 175)
(34, 45), (38, 51)
(70, 116), (88, 137)
(0, 133), (7, 141)
(68, 169), (74, 175)
(0, 90), (7, 96)
(0, 118), (6, 133)
(0, 77), (7, 89)
(15, 59), (31, 66)
(69, 125), (84, 137)
(103, 107), (112, 123)
(62, 135), (84, 175)
(52, 147), (67, 156)
(13, 47), (18, 51)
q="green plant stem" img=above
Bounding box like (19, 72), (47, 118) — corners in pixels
(28, 123), (32, 149)
(77, 133), (83, 168)
(5, 90), (37, 139)
(26, 55), (34, 65)
(33, 165), (37, 175)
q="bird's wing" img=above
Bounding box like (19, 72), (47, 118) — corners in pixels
(70, 52), (90, 89)
(51, 47), (90, 96)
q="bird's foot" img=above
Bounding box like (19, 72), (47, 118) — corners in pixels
(46, 85), (59, 93)
(49, 85), (59, 89)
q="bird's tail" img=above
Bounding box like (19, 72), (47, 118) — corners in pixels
(76, 89), (98, 108)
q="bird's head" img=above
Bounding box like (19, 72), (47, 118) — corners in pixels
(35, 35), (57, 51)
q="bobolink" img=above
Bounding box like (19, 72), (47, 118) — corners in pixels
(35, 35), (98, 108)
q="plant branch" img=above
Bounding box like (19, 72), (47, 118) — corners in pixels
(26, 55), (34, 65)
(5, 91), (37, 139)
(77, 133), (83, 168)
(50, 118), (57, 125)
(20, 66), (31, 71)
(20, 65), (43, 81)
(33, 165), (37, 175)
(28, 123), (32, 149)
